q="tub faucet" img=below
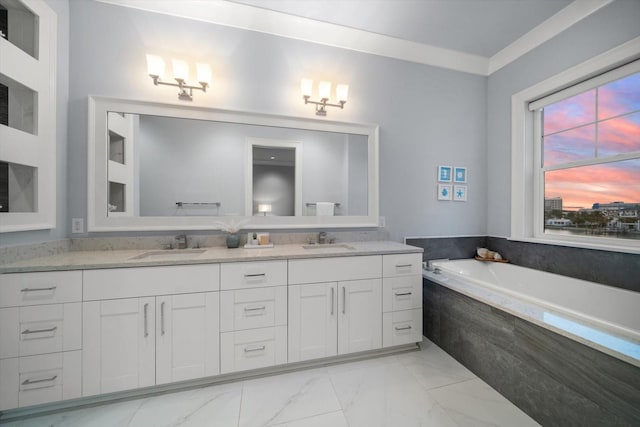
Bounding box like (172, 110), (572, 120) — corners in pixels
(175, 234), (188, 249)
(318, 231), (327, 244)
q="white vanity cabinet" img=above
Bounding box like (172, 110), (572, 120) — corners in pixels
(82, 265), (220, 396)
(219, 261), (287, 374)
(382, 254), (423, 347)
(288, 256), (383, 363)
(0, 271), (83, 411)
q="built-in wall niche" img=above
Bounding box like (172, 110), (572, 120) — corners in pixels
(109, 130), (125, 164)
(0, 160), (36, 213)
(108, 181), (125, 213)
(0, 74), (36, 134)
(0, 0), (38, 58)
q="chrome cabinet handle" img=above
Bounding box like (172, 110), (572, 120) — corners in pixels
(161, 301), (166, 336)
(244, 345), (266, 353)
(395, 325), (412, 331)
(331, 287), (334, 315)
(395, 291), (412, 296)
(342, 286), (346, 314)
(244, 273), (266, 277)
(143, 303), (149, 337)
(395, 264), (412, 268)
(22, 375), (58, 386)
(244, 305), (266, 312)
(21, 286), (56, 292)
(22, 326), (57, 335)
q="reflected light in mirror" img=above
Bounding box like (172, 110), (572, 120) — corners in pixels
(146, 54), (165, 79)
(172, 59), (189, 82)
(318, 81), (331, 100)
(336, 84), (349, 102)
(196, 63), (212, 86)
(258, 204), (272, 216)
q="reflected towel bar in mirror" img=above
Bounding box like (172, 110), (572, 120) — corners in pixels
(176, 202), (221, 207)
(305, 202), (341, 207)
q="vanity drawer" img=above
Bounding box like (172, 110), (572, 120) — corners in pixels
(0, 303), (82, 359)
(220, 261), (287, 290)
(0, 350), (82, 411)
(382, 254), (422, 278)
(382, 276), (422, 312)
(0, 271), (82, 308)
(220, 286), (287, 332)
(220, 326), (287, 374)
(382, 309), (422, 348)
(288, 256), (382, 285)
(83, 264), (220, 301)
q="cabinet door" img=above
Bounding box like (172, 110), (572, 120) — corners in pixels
(82, 298), (155, 396)
(156, 292), (219, 385)
(338, 279), (382, 355)
(288, 283), (338, 363)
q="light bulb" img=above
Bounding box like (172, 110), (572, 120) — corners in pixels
(300, 78), (313, 97)
(172, 59), (189, 82)
(146, 54), (165, 79)
(196, 63), (212, 85)
(336, 84), (349, 102)
(318, 81), (331, 100)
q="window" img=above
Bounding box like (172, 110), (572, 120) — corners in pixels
(536, 66), (640, 243)
(511, 41), (640, 253)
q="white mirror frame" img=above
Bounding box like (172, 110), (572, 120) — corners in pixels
(88, 96), (379, 232)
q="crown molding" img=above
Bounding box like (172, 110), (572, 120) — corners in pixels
(488, 0), (615, 74)
(98, 0), (615, 77)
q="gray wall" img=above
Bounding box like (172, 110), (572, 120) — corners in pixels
(486, 0), (640, 238)
(253, 165), (295, 216)
(65, 0), (487, 242)
(0, 0), (69, 248)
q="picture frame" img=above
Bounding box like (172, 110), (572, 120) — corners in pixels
(453, 185), (467, 202)
(438, 184), (453, 201)
(438, 165), (452, 182)
(454, 167), (467, 183)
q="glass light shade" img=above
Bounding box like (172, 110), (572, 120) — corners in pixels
(258, 204), (272, 213)
(146, 54), (165, 79)
(318, 81), (331, 100)
(172, 59), (189, 82)
(300, 78), (313, 97)
(196, 63), (212, 85)
(336, 84), (349, 102)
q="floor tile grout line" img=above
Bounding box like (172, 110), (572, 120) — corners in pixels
(267, 409), (347, 427)
(423, 377), (480, 393)
(236, 381), (245, 427)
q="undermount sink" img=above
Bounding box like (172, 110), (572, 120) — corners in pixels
(302, 244), (355, 251)
(129, 249), (207, 260)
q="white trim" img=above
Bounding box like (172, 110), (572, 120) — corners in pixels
(489, 0), (614, 74)
(97, 0), (613, 76)
(511, 37), (640, 254)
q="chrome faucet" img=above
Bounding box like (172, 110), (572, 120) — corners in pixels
(318, 231), (327, 244)
(175, 234), (188, 249)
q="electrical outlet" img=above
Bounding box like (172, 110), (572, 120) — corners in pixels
(71, 218), (84, 234)
(379, 216), (386, 227)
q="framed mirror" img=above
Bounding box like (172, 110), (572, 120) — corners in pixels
(88, 96), (379, 231)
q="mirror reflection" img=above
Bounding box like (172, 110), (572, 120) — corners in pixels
(106, 112), (369, 218)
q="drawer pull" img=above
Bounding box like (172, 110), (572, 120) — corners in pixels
(395, 291), (412, 296)
(395, 264), (412, 268)
(161, 301), (166, 336)
(22, 326), (58, 335)
(244, 345), (266, 353)
(22, 375), (58, 386)
(244, 273), (266, 278)
(342, 286), (346, 314)
(20, 286), (57, 292)
(395, 325), (412, 331)
(331, 287), (334, 315)
(244, 306), (266, 312)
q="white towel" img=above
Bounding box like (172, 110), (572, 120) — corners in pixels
(316, 202), (335, 216)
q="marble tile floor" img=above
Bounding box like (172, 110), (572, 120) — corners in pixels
(2, 338), (539, 427)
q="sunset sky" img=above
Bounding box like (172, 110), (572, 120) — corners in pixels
(543, 72), (640, 210)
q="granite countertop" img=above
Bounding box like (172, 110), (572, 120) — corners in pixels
(0, 241), (422, 274)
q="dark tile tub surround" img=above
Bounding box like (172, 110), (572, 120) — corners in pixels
(407, 236), (640, 292)
(423, 279), (640, 427)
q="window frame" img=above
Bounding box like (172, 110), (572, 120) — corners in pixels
(510, 37), (640, 254)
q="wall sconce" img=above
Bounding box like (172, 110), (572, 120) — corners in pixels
(258, 204), (272, 216)
(301, 79), (348, 116)
(146, 54), (211, 101)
